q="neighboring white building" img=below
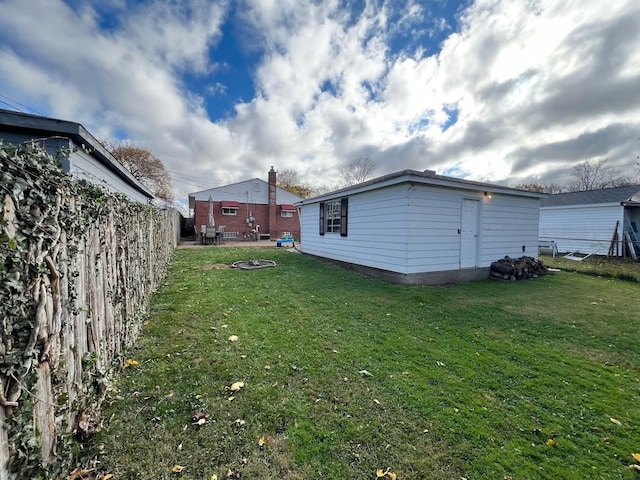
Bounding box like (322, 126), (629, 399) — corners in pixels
(539, 185), (640, 257)
(295, 169), (544, 284)
(0, 109), (153, 203)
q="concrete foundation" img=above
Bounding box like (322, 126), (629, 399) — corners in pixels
(308, 254), (490, 285)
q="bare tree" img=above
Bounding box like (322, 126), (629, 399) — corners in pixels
(568, 159), (631, 191)
(340, 157), (376, 186)
(102, 139), (174, 202)
(514, 182), (566, 194)
(277, 169), (313, 199)
(514, 183), (545, 193)
(544, 182), (566, 194)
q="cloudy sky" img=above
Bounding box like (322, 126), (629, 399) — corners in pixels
(1, 0), (639, 200)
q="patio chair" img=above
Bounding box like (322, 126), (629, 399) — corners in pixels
(205, 226), (217, 245)
(216, 225), (225, 245)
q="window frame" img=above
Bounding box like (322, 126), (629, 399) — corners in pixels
(222, 207), (238, 216)
(319, 197), (348, 236)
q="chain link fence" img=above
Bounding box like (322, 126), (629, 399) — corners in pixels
(539, 236), (639, 260)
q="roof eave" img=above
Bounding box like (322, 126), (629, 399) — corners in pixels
(0, 109), (154, 199)
(296, 169), (545, 205)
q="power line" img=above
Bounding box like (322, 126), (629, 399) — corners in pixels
(0, 93), (45, 116)
(0, 98), (22, 112)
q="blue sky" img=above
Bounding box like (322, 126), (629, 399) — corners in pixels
(0, 0), (638, 201)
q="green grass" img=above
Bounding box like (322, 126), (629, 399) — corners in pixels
(92, 248), (640, 479)
(540, 254), (640, 282)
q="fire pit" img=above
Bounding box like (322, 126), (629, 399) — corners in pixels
(230, 259), (277, 270)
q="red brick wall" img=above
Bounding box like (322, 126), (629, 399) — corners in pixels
(194, 200), (300, 240)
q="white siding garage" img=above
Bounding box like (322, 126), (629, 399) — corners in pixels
(539, 186), (640, 257)
(297, 169), (543, 284)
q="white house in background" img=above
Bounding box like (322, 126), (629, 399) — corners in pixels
(539, 185), (640, 257)
(295, 169), (545, 285)
(0, 109), (153, 203)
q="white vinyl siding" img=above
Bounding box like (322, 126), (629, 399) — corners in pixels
(301, 185), (409, 273)
(539, 204), (623, 254)
(480, 195), (541, 263)
(70, 148), (150, 203)
(406, 187), (465, 273)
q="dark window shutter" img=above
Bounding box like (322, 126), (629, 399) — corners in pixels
(340, 197), (348, 237)
(319, 202), (325, 235)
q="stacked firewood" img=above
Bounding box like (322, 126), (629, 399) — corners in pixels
(490, 256), (550, 281)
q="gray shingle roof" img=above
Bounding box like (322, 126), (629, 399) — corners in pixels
(540, 185), (640, 207)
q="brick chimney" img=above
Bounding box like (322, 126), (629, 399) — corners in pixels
(268, 166), (277, 236)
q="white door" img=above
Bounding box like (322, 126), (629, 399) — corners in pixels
(460, 198), (479, 268)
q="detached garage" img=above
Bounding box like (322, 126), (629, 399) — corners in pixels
(296, 169), (544, 284)
(539, 185), (640, 258)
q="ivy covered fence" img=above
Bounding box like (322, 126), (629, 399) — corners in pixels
(0, 142), (180, 479)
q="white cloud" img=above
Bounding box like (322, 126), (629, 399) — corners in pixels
(0, 0), (638, 200)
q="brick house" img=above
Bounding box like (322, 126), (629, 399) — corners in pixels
(188, 167), (303, 241)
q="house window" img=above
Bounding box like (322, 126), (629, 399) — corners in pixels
(326, 200), (341, 232)
(319, 198), (348, 236)
(222, 207), (238, 216)
(281, 210), (294, 218)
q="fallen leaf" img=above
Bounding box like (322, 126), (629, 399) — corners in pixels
(258, 435), (270, 447)
(264, 365), (271, 370)
(229, 381), (244, 392)
(171, 465), (185, 473)
(211, 475), (218, 480)
(234, 419), (246, 427)
(375, 468), (396, 478)
(226, 468), (233, 478)
(124, 359), (139, 367)
(436, 361), (446, 367)
(228, 335), (239, 342)
(358, 369), (373, 377)
(630, 465), (640, 471)
(373, 399), (381, 405)
(610, 418), (622, 426)
(102, 475), (114, 480)
(69, 468), (95, 479)
(546, 439), (556, 446)
(632, 453), (640, 462)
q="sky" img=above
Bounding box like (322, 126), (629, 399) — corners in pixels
(0, 0), (639, 202)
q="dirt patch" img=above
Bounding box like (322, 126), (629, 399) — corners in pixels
(200, 263), (231, 270)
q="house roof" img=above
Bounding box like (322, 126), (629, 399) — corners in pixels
(189, 178), (303, 207)
(0, 108), (154, 200)
(540, 185), (640, 208)
(296, 169), (545, 205)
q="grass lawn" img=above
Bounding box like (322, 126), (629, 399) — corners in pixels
(540, 254), (640, 283)
(92, 247), (640, 479)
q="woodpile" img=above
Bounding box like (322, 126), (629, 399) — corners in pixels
(490, 256), (550, 281)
